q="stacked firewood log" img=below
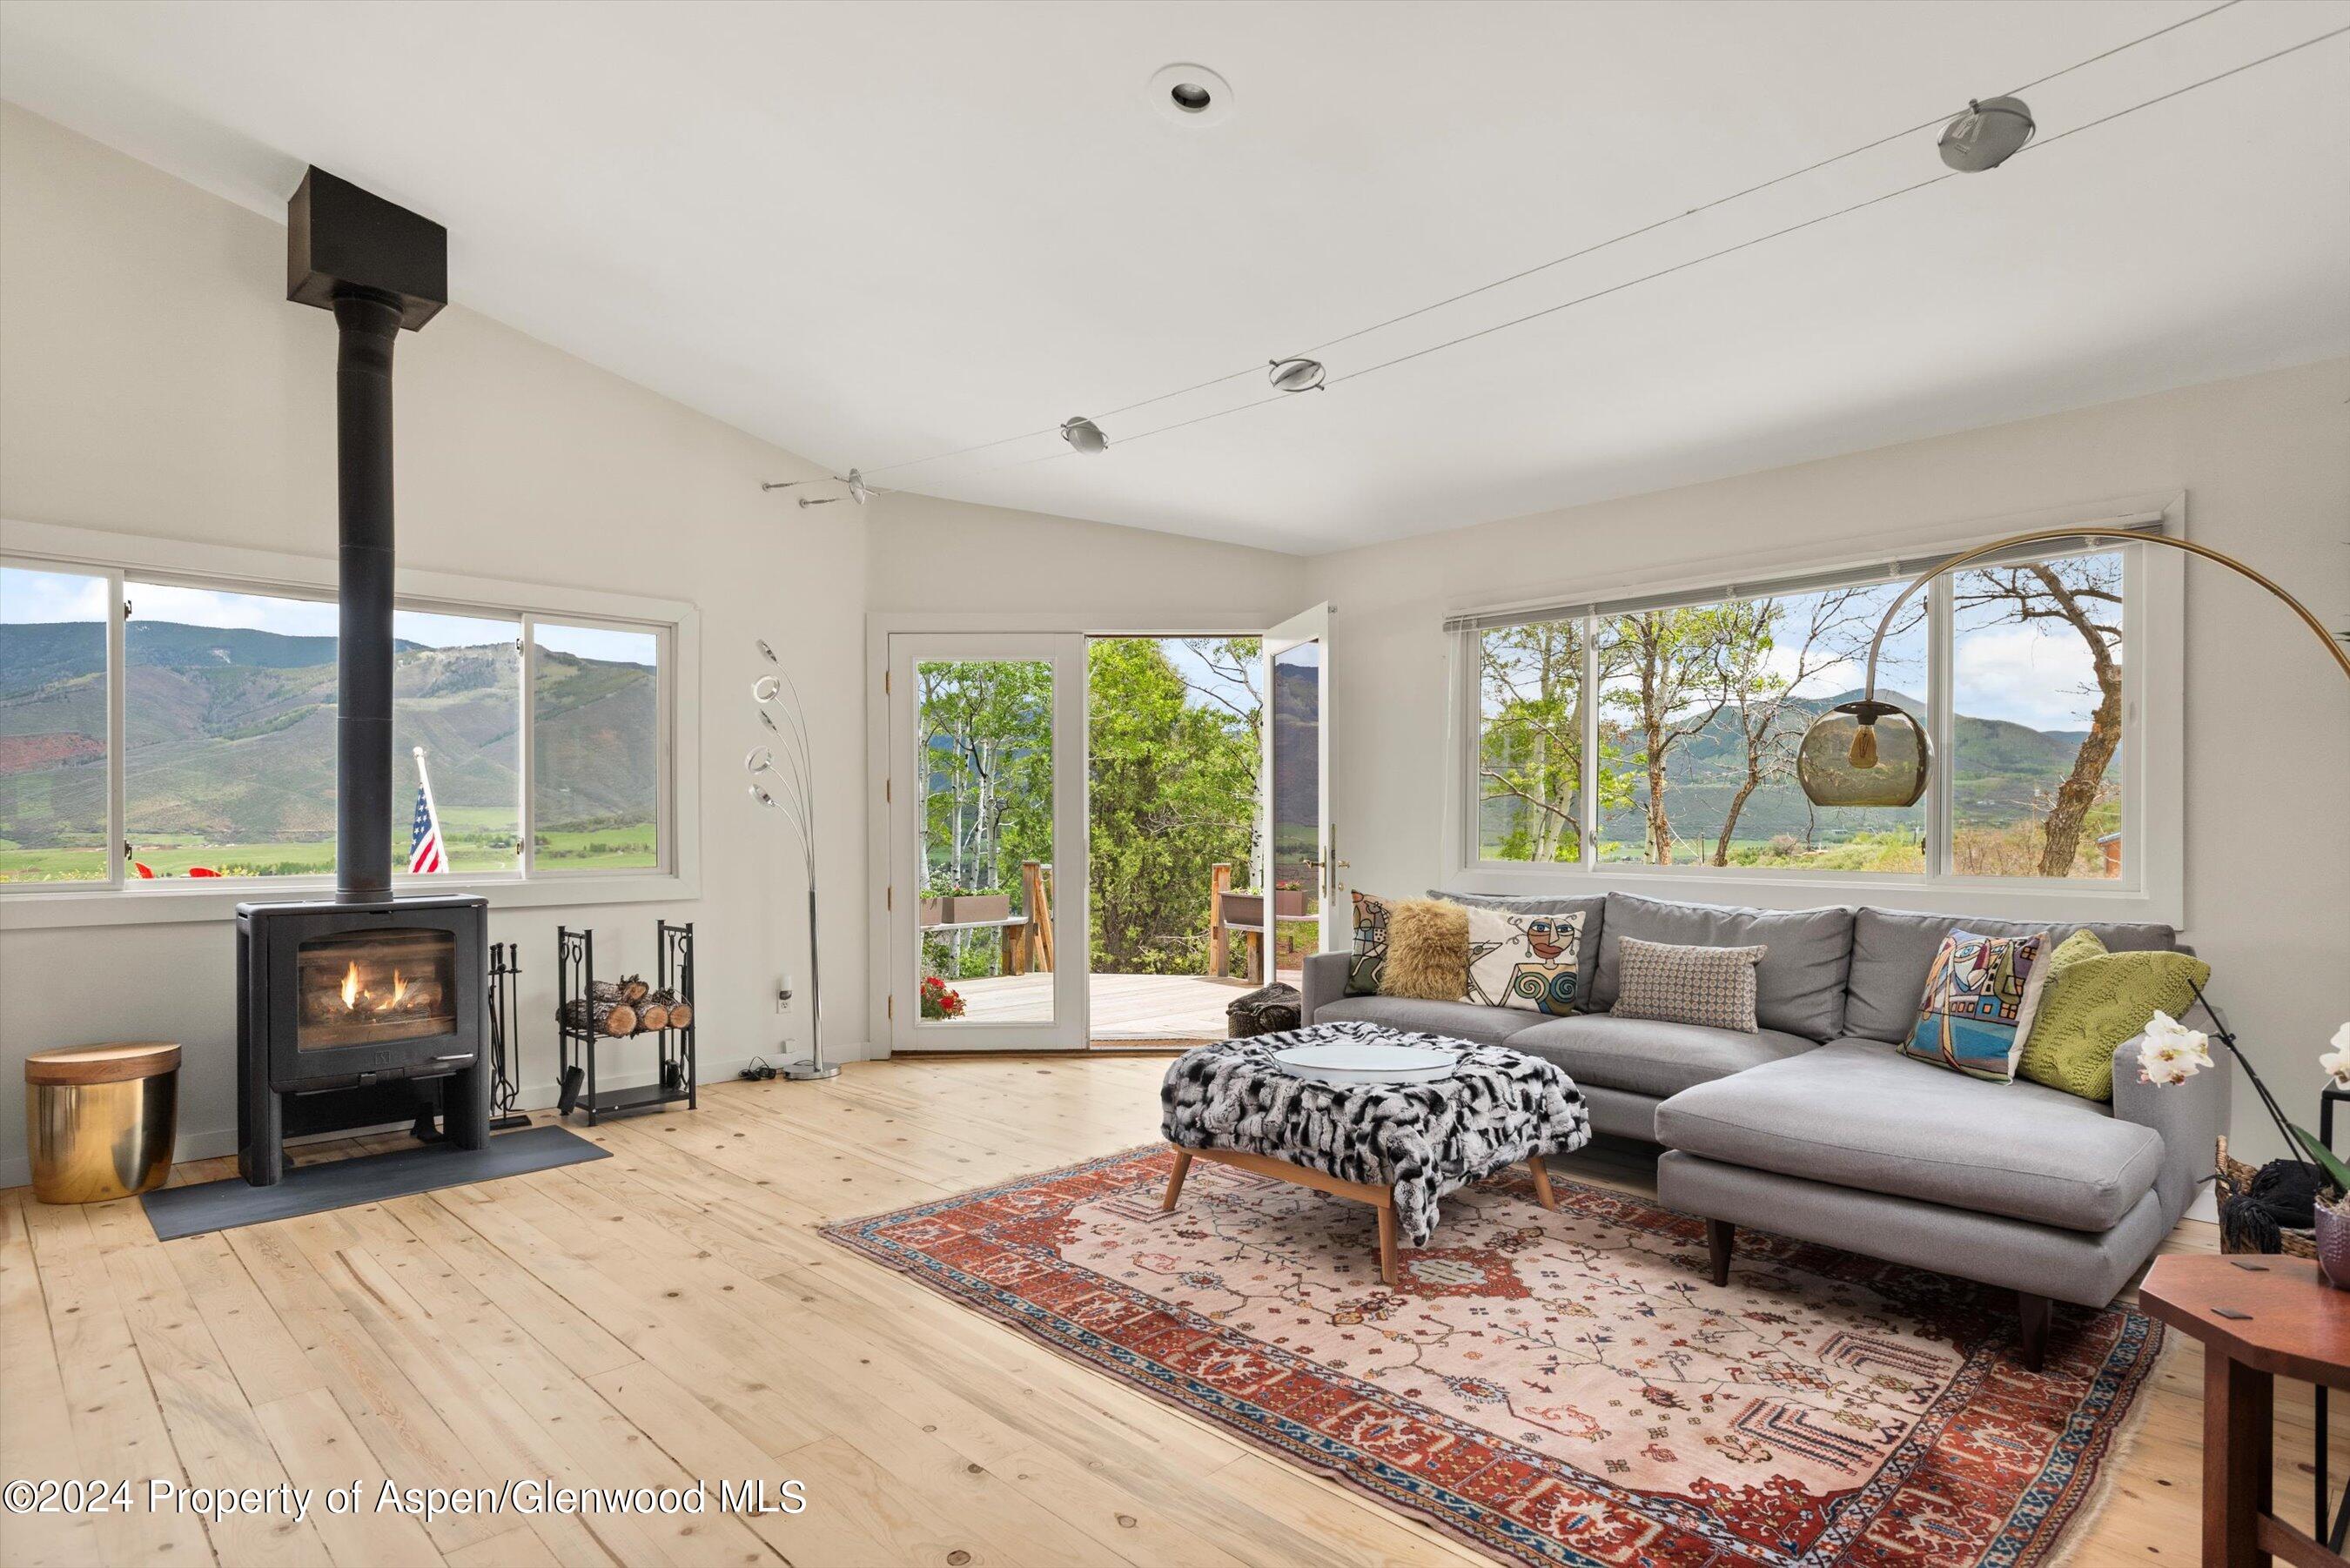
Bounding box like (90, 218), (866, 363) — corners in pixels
(558, 974), (694, 1038)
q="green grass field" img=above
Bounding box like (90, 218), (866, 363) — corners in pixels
(0, 810), (656, 881)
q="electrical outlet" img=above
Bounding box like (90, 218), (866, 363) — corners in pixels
(776, 984), (794, 1013)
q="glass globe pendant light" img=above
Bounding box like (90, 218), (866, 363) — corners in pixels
(1797, 699), (1930, 808)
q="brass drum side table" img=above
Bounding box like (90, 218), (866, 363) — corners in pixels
(24, 1042), (180, 1203)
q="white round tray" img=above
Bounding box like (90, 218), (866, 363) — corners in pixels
(1272, 1040), (1459, 1087)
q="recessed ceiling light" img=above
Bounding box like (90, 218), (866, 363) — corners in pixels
(1148, 63), (1233, 127)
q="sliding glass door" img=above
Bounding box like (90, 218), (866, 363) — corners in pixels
(886, 633), (1086, 1050)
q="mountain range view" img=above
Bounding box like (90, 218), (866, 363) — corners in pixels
(0, 620), (656, 871)
(1484, 685), (2111, 855)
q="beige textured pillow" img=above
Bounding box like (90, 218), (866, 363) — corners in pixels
(1380, 898), (1471, 1001)
(1610, 936), (1769, 1033)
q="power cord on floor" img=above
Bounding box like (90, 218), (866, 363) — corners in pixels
(738, 1056), (782, 1082)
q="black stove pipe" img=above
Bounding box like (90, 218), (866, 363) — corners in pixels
(332, 290), (403, 902)
(286, 167), (445, 902)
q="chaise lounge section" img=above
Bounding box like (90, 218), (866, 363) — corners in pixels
(1300, 890), (2229, 1367)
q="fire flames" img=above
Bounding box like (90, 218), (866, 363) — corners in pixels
(339, 961), (418, 1013)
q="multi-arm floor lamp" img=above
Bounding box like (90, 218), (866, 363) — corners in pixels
(1798, 526), (2350, 809)
(748, 640), (839, 1081)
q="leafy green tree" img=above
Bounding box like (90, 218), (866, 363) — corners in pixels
(1601, 606), (1740, 864)
(916, 659), (1053, 897)
(1086, 638), (1259, 975)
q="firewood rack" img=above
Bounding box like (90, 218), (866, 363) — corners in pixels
(555, 921), (697, 1125)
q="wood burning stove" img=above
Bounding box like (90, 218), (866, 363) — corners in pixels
(238, 895), (488, 1185)
(235, 168), (491, 1185)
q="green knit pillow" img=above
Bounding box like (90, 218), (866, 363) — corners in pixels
(2018, 930), (2211, 1101)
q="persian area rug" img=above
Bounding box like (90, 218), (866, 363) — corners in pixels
(824, 1146), (2162, 1568)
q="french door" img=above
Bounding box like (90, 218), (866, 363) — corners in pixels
(1261, 604), (1340, 963)
(886, 633), (1088, 1050)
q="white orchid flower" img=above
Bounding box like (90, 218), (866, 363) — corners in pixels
(2138, 1010), (2212, 1087)
(2320, 1021), (2350, 1090)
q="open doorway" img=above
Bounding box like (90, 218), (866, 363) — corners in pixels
(1084, 635), (1300, 1046)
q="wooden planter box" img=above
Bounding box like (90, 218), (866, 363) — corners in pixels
(1273, 888), (1308, 918)
(946, 894), (1011, 924)
(1219, 891), (1266, 928)
(918, 898), (947, 928)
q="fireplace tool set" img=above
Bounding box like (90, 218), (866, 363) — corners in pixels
(487, 942), (529, 1130)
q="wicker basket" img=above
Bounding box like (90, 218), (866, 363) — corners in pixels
(2215, 1134), (2320, 1259)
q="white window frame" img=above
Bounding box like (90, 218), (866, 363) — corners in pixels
(1, 519), (698, 928)
(1442, 492), (2186, 925)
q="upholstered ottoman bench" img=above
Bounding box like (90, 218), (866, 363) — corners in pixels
(1158, 1021), (1591, 1285)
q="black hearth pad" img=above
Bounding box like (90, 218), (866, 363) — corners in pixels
(141, 1125), (608, 1241)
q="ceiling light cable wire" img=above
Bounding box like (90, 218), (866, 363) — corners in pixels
(1096, 18), (2348, 451)
(851, 0), (2259, 480)
(1291, 0), (2246, 360)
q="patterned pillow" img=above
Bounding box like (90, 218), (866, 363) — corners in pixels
(2018, 929), (2211, 1101)
(1898, 929), (2053, 1082)
(1609, 937), (1767, 1033)
(1458, 904), (1585, 1015)
(1344, 891), (1391, 995)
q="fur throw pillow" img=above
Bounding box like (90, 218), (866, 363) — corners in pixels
(1380, 898), (1471, 1001)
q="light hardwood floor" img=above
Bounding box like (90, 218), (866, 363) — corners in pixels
(0, 1055), (2337, 1566)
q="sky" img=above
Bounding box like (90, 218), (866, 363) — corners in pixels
(1, 566), (657, 667)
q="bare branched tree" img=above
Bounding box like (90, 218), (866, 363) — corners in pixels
(1952, 557), (2122, 875)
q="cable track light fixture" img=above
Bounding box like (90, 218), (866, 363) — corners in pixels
(1060, 416), (1109, 453)
(761, 468), (874, 507)
(1937, 96), (2035, 171)
(1268, 357), (1326, 393)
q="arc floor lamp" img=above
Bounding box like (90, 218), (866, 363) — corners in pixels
(1798, 526), (2350, 808)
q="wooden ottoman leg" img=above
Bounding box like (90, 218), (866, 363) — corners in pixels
(1526, 1154), (1558, 1210)
(1376, 1201), (1400, 1288)
(1161, 1149), (1193, 1212)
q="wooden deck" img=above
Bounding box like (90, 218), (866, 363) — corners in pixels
(0, 1055), (2314, 1568)
(953, 969), (1303, 1041)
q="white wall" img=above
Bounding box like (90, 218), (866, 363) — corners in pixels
(1312, 355), (2350, 1160)
(0, 106), (1319, 1186)
(866, 491), (1309, 623)
(6, 96), (2345, 1184)
(0, 104), (873, 1183)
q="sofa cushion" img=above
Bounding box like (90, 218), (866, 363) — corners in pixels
(1844, 907), (2179, 1044)
(1311, 995), (1544, 1048)
(1655, 1040), (2163, 1232)
(1507, 1013), (1816, 1100)
(1433, 891), (1607, 1008)
(1590, 893), (1854, 1040)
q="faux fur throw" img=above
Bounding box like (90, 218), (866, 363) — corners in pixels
(1160, 1022), (1591, 1246)
(1380, 897), (1470, 1000)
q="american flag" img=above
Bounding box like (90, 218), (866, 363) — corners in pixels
(407, 748), (446, 874)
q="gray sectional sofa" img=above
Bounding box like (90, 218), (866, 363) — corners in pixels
(1299, 890), (2228, 1368)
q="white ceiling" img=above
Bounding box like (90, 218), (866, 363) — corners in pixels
(4, 1), (2347, 554)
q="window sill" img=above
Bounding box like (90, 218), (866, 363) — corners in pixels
(1443, 863), (2179, 928)
(0, 871), (700, 931)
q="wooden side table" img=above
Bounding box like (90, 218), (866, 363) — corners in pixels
(2141, 1254), (2350, 1567)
